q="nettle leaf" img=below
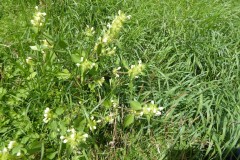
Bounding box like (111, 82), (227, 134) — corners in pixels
(47, 151), (58, 159)
(71, 54), (82, 63)
(49, 121), (58, 131)
(130, 101), (142, 110)
(55, 107), (64, 116)
(27, 72), (37, 80)
(57, 69), (71, 80)
(29, 133), (40, 139)
(103, 99), (112, 109)
(124, 114), (135, 128)
(21, 136), (30, 144)
(59, 122), (67, 133)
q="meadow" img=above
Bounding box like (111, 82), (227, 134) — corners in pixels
(0, 0), (240, 159)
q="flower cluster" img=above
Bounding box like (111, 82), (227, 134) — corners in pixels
(76, 57), (96, 73)
(40, 40), (53, 50)
(101, 46), (116, 56)
(60, 128), (89, 147)
(128, 60), (145, 79)
(138, 101), (164, 117)
(30, 6), (46, 27)
(96, 77), (105, 87)
(85, 25), (95, 37)
(112, 67), (121, 78)
(26, 57), (33, 64)
(87, 116), (101, 131)
(43, 107), (51, 123)
(101, 10), (131, 44)
(105, 112), (115, 124)
(30, 39), (53, 52)
(110, 99), (118, 108)
(7, 141), (15, 150)
(94, 10), (131, 56)
(0, 141), (21, 156)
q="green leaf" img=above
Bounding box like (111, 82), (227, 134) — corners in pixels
(0, 127), (8, 133)
(122, 59), (129, 69)
(41, 142), (44, 160)
(27, 72), (37, 80)
(88, 83), (96, 91)
(47, 151), (58, 159)
(31, 27), (39, 34)
(28, 140), (42, 155)
(0, 87), (7, 100)
(12, 144), (22, 155)
(71, 54), (82, 63)
(56, 107), (64, 116)
(29, 133), (40, 139)
(57, 69), (71, 80)
(124, 114), (134, 128)
(103, 99), (112, 109)
(21, 136), (30, 144)
(96, 44), (102, 55)
(57, 40), (68, 49)
(49, 121), (58, 131)
(130, 101), (142, 110)
(74, 118), (86, 132)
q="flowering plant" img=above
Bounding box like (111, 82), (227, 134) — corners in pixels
(0, 5), (164, 159)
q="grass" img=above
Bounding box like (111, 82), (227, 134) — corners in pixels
(0, 0), (240, 159)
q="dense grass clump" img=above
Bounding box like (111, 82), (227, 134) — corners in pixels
(0, 0), (239, 159)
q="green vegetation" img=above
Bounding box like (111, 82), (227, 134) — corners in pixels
(0, 0), (239, 159)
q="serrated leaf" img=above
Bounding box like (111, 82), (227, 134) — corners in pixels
(56, 107), (64, 115)
(27, 72), (37, 80)
(29, 133), (40, 139)
(130, 101), (142, 110)
(103, 99), (111, 109)
(124, 114), (134, 128)
(21, 136), (30, 144)
(49, 121), (58, 131)
(57, 69), (71, 80)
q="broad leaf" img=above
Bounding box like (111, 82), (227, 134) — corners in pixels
(47, 151), (58, 159)
(71, 54), (82, 63)
(124, 114), (134, 128)
(130, 101), (142, 110)
(56, 107), (64, 116)
(57, 69), (71, 80)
